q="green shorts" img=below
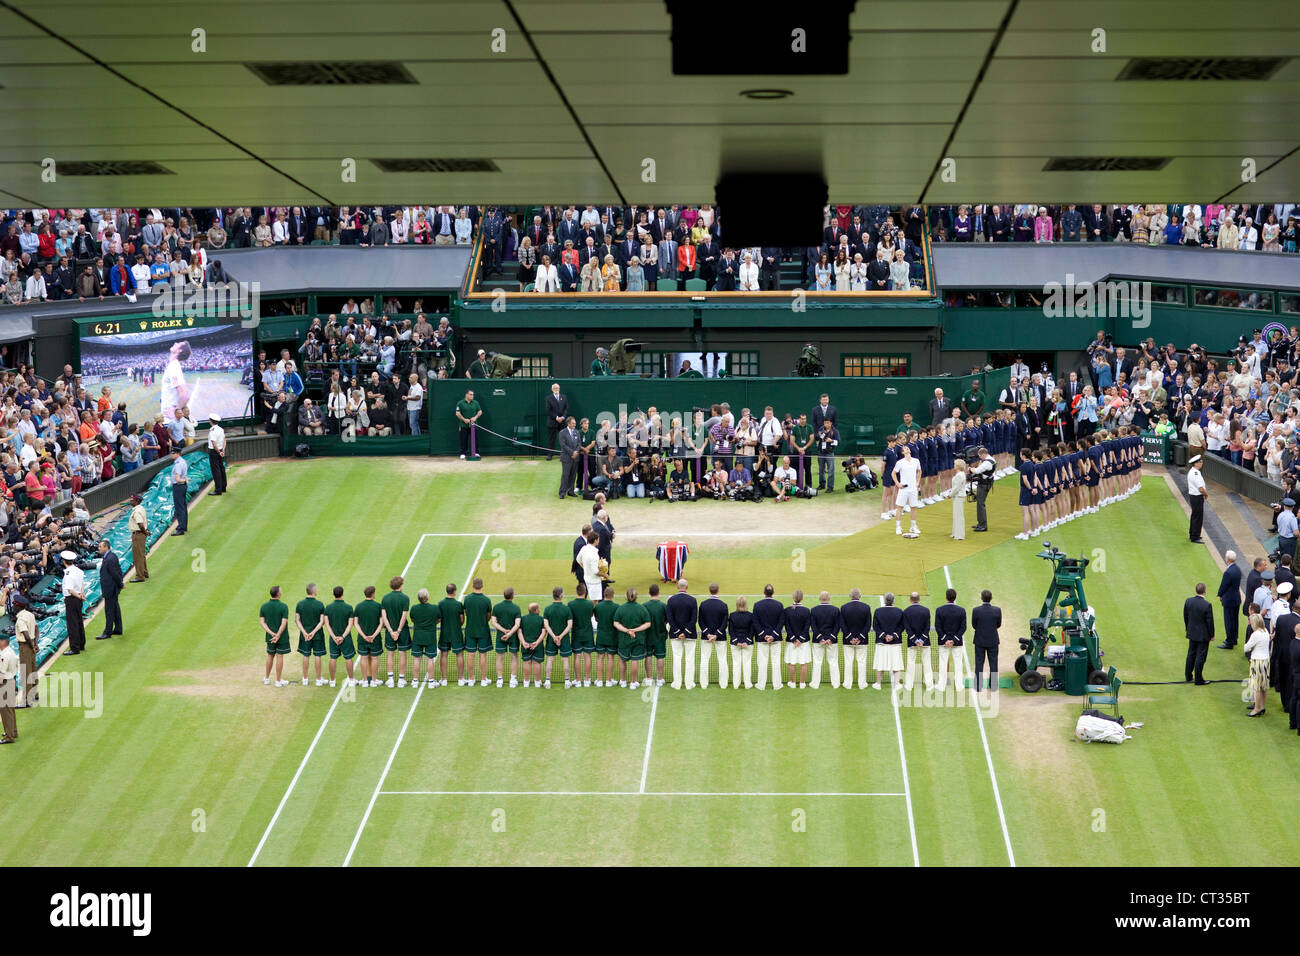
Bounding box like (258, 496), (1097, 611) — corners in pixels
(595, 631), (618, 655)
(522, 642), (546, 663)
(494, 634), (520, 654)
(383, 627), (411, 652)
(466, 633), (492, 653)
(545, 634), (572, 657)
(357, 635), (383, 657)
(411, 640), (438, 659)
(647, 632), (667, 660)
(267, 635), (292, 655)
(328, 637), (356, 660)
(571, 634), (595, 654)
(438, 632), (466, 654)
(296, 635), (326, 657)
(618, 635), (647, 662)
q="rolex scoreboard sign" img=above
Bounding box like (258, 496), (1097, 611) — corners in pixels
(1140, 431), (1169, 464)
(75, 313), (255, 426)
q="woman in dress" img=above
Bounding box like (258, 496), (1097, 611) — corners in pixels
(1033, 206), (1053, 243)
(625, 256), (645, 292)
(1244, 613), (1271, 717)
(890, 248), (910, 290)
(1130, 207), (1149, 244)
(814, 252), (832, 291)
(253, 214), (272, 247)
(601, 254), (621, 293)
(411, 210), (431, 245)
(454, 207), (473, 244)
(1262, 213), (1281, 252)
(950, 459), (967, 540)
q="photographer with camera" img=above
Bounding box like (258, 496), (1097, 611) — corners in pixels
(969, 446), (996, 532)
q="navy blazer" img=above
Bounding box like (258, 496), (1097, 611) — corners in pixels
(971, 603), (1001, 648)
(1217, 563), (1242, 606)
(99, 550), (125, 597)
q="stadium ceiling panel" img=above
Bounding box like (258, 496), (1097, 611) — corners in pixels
(0, 0), (1296, 206)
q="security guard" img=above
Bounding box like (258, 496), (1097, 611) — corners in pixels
(170, 450), (189, 534)
(0, 631), (19, 744)
(1187, 455), (1207, 543)
(13, 594), (37, 707)
(839, 588), (872, 690)
(207, 413), (227, 495)
(128, 493), (149, 581)
(809, 591), (842, 689)
(61, 549), (87, 656)
(1278, 498), (1298, 560)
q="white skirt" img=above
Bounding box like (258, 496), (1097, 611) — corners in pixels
(785, 641), (812, 665)
(874, 643), (904, 671)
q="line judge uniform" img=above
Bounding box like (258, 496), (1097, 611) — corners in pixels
(666, 588), (699, 689)
(752, 595), (785, 689)
(697, 594), (730, 689)
(839, 597), (872, 689)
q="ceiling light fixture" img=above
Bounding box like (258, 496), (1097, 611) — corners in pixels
(739, 88), (793, 100)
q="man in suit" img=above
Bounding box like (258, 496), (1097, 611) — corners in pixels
(545, 383), (570, 461)
(985, 204), (1011, 242)
(971, 589), (1001, 692)
(558, 416), (581, 498)
(556, 210), (581, 246)
(696, 235), (721, 287)
(666, 579), (698, 689)
(289, 207), (309, 245)
(96, 540), (125, 641)
(649, 208), (670, 244)
(571, 523), (591, 588)
(592, 508), (613, 576)
(902, 592), (933, 691)
(758, 247), (782, 290)
(696, 583), (730, 689)
(933, 588), (967, 691)
(1183, 582), (1215, 684)
(811, 393), (837, 432)
(558, 259), (579, 293)
(929, 388), (953, 426)
(1216, 550), (1243, 649)
(838, 588), (872, 689)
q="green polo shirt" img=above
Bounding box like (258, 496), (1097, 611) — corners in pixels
(593, 599), (618, 641)
(324, 599), (354, 638)
(410, 601), (439, 646)
(961, 389), (985, 415)
(645, 598), (668, 641)
(567, 597), (594, 640)
(260, 599), (289, 637)
(492, 600), (521, 634)
(463, 591), (492, 639)
(294, 596), (325, 634)
(614, 601), (651, 637)
(678, 369), (703, 379)
(544, 601), (572, 637)
(896, 420), (917, 435)
(791, 423), (813, 449)
(437, 596), (464, 640)
(456, 399), (481, 424)
(380, 589), (410, 631)
(520, 612), (545, 645)
(590, 359), (610, 376)
(354, 598), (383, 640)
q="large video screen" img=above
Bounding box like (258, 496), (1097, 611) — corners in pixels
(79, 321), (254, 425)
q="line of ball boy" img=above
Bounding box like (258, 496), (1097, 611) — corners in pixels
(258, 577), (1003, 693)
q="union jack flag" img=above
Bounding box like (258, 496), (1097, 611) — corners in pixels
(656, 540), (688, 582)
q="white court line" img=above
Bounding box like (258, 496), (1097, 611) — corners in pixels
(944, 564), (1016, 867)
(639, 684), (660, 793)
(246, 532), (442, 867)
(877, 593), (919, 867)
(378, 790), (906, 797)
(342, 533), (491, 868)
(407, 532), (845, 538)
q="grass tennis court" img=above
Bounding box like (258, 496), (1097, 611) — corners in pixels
(4, 456), (1300, 867)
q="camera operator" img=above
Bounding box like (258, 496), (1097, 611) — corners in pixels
(969, 446), (995, 532)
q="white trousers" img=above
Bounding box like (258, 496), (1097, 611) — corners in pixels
(936, 644), (967, 689)
(843, 643), (870, 687)
(699, 638), (728, 688)
(755, 640), (783, 688)
(728, 644), (753, 688)
(671, 638), (696, 689)
(905, 645), (934, 689)
(810, 642), (841, 688)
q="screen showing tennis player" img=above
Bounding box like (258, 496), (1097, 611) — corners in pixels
(79, 323), (254, 425)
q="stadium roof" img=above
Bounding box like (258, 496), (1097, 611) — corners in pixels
(218, 245), (474, 294)
(1, 0), (1297, 207)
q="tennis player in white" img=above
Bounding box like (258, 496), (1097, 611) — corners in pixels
(892, 444), (922, 538)
(161, 339), (193, 420)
